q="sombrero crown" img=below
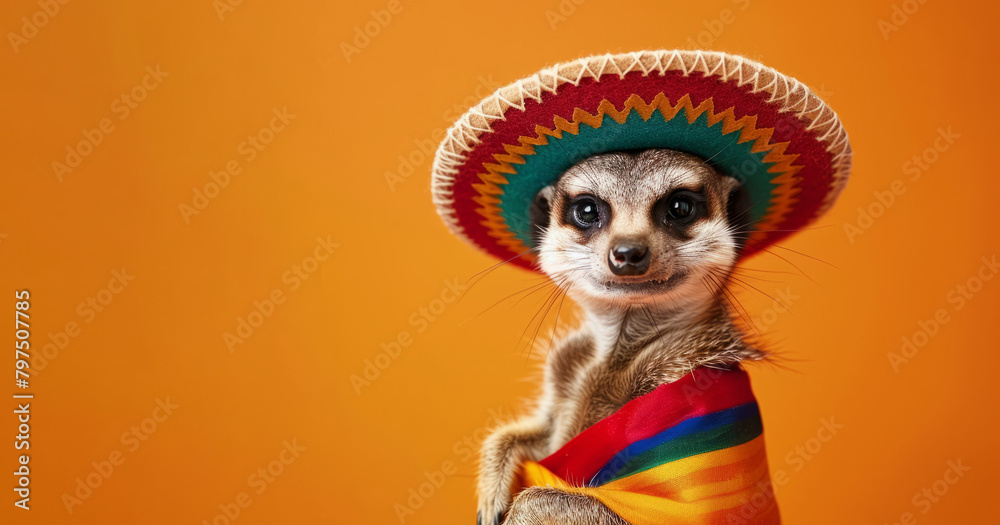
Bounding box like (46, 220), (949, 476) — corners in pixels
(431, 50), (851, 271)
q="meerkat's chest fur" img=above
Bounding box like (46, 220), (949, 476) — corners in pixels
(539, 308), (763, 454)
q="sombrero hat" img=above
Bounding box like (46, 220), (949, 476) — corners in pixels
(431, 50), (851, 271)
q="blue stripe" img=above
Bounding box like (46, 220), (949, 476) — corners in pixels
(588, 402), (761, 486)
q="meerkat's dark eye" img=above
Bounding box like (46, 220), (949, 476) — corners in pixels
(660, 190), (706, 224)
(569, 197), (601, 229)
(668, 195), (694, 219)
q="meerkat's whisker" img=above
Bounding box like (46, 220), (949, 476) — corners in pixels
(463, 280), (556, 324)
(728, 269), (783, 284)
(714, 270), (795, 316)
(706, 272), (759, 336)
(509, 280), (559, 311)
(764, 243), (840, 270)
(521, 278), (570, 362)
(759, 248), (820, 285)
(462, 247), (541, 297)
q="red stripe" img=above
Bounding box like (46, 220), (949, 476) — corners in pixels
(449, 69), (834, 270)
(539, 367), (757, 483)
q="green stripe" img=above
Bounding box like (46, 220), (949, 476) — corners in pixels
(498, 107), (779, 249)
(606, 415), (763, 483)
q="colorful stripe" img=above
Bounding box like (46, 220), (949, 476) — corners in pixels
(591, 402), (762, 484)
(538, 367), (758, 482)
(519, 368), (780, 524)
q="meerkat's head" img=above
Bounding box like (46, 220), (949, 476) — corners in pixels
(531, 149), (751, 309)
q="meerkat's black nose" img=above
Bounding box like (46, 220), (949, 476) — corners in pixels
(609, 242), (650, 276)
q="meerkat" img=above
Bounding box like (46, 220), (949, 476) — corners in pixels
(476, 149), (768, 525)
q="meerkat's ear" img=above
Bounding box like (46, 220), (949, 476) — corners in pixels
(724, 178), (753, 252)
(528, 185), (556, 245)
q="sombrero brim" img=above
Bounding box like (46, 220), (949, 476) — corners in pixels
(431, 50), (852, 271)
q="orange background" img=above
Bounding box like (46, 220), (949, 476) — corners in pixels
(2, 0), (998, 523)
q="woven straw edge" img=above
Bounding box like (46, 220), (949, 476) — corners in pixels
(430, 49), (853, 252)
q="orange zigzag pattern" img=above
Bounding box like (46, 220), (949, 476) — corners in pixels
(470, 94), (805, 260)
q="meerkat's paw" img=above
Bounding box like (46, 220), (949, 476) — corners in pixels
(476, 420), (551, 525)
(475, 459), (516, 525)
(503, 487), (629, 525)
(477, 507), (506, 525)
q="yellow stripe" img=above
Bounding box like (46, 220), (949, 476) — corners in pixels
(521, 436), (777, 525)
(603, 436), (766, 494)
